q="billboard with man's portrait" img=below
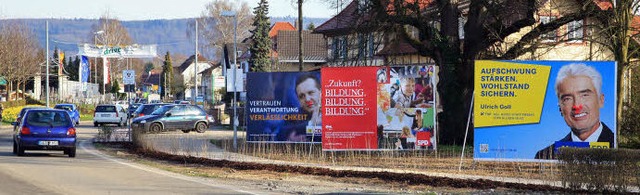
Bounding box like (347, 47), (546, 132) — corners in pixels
(473, 61), (617, 161)
(246, 72), (322, 143)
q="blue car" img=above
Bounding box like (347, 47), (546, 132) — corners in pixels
(54, 103), (80, 126)
(12, 109), (77, 157)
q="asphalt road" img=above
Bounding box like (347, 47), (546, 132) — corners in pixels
(0, 123), (267, 195)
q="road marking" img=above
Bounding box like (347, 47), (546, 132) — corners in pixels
(79, 140), (261, 195)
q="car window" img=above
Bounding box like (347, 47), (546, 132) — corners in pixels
(26, 111), (70, 127)
(55, 105), (73, 111)
(170, 106), (187, 116)
(96, 106), (116, 112)
(151, 105), (174, 115)
(186, 106), (205, 115)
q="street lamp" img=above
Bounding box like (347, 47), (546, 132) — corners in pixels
(221, 10), (238, 151)
(94, 30), (104, 84)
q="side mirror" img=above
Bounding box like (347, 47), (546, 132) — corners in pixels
(165, 113), (172, 117)
(11, 122), (18, 126)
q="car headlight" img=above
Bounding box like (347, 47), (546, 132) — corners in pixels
(140, 120), (146, 124)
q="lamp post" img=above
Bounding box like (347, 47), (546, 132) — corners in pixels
(194, 20), (199, 103)
(94, 30), (104, 85)
(221, 10), (238, 151)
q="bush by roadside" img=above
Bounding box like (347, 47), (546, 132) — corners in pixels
(558, 147), (640, 192)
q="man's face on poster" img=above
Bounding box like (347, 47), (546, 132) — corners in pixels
(557, 76), (605, 135)
(296, 78), (320, 113)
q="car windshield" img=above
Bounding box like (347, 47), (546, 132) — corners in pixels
(26, 110), (70, 127)
(151, 105), (174, 115)
(54, 105), (73, 111)
(96, 106), (116, 112)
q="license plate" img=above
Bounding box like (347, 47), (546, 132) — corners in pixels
(101, 114), (110, 117)
(38, 141), (59, 146)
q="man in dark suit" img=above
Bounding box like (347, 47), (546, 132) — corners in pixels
(535, 122), (614, 159)
(535, 63), (615, 160)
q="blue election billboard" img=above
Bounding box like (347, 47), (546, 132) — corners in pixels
(474, 61), (617, 161)
(246, 72), (322, 143)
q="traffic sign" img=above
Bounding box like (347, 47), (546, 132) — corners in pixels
(123, 70), (135, 84)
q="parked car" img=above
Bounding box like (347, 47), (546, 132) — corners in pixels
(173, 100), (190, 104)
(54, 103), (80, 126)
(131, 104), (209, 134)
(93, 104), (128, 127)
(14, 106), (48, 130)
(115, 100), (129, 110)
(127, 103), (142, 118)
(12, 109), (77, 157)
(131, 103), (171, 119)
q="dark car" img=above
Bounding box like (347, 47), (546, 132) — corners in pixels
(54, 103), (80, 126)
(131, 104), (209, 134)
(131, 103), (170, 119)
(12, 109), (77, 157)
(127, 103), (142, 118)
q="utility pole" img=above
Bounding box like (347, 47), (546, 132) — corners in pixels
(194, 20), (199, 102)
(46, 21), (50, 107)
(298, 0), (304, 71)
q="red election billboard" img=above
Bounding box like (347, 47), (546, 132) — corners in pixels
(321, 67), (378, 150)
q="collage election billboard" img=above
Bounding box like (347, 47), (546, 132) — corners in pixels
(376, 65), (437, 150)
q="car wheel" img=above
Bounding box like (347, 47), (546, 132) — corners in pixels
(94, 122), (98, 127)
(12, 141), (17, 154)
(181, 130), (190, 133)
(68, 147), (76, 158)
(16, 143), (25, 156)
(118, 120), (122, 127)
(149, 123), (162, 133)
(195, 122), (207, 133)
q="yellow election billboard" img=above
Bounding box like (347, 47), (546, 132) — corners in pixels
(474, 61), (550, 127)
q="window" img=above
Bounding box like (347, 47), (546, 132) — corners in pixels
(368, 33), (375, 57)
(540, 16), (557, 42)
(358, 33), (375, 58)
(332, 36), (348, 60)
(567, 20), (584, 42)
(341, 36), (348, 59)
(332, 38), (339, 59)
(459, 17), (467, 39)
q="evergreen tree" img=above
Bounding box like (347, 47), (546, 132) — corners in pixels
(306, 22), (315, 30)
(111, 79), (120, 94)
(160, 52), (174, 99)
(249, 0), (272, 72)
(65, 56), (80, 81)
(144, 62), (154, 73)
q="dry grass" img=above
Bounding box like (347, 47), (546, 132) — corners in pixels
(205, 138), (561, 182)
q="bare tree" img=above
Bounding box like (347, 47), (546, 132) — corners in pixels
(0, 21), (41, 101)
(90, 12), (134, 92)
(189, 0), (253, 61)
(362, 0), (604, 144)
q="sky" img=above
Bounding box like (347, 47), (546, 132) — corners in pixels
(0, 0), (339, 20)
